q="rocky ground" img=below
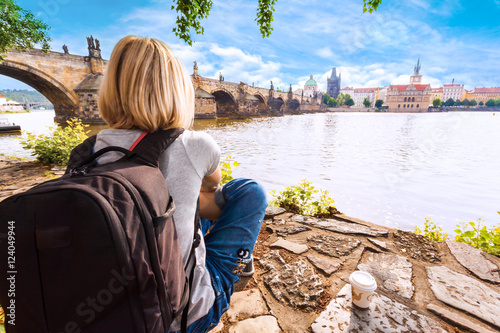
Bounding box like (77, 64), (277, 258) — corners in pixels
(1, 156), (500, 333)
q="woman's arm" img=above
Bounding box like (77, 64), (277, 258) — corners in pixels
(199, 166), (222, 220)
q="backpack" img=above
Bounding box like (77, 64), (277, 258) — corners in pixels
(0, 128), (199, 333)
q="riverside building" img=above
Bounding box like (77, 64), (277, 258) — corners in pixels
(385, 59), (432, 112)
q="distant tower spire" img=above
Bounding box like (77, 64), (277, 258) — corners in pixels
(414, 58), (421, 75)
(330, 68), (337, 79)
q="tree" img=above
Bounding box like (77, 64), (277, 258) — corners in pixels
(444, 98), (455, 107)
(485, 99), (496, 107)
(432, 98), (442, 107)
(0, 0), (51, 60)
(328, 97), (337, 107)
(171, 0), (382, 45)
(496, 99), (500, 107)
(462, 98), (470, 106)
(345, 98), (355, 107)
(363, 98), (371, 107)
(375, 99), (383, 108)
(479, 101), (484, 106)
(336, 92), (351, 106)
(323, 93), (330, 105)
(470, 99), (477, 106)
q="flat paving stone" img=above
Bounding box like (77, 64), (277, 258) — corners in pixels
(270, 239), (308, 254)
(307, 255), (342, 276)
(291, 215), (388, 237)
(261, 251), (323, 311)
(394, 230), (441, 263)
(446, 240), (500, 284)
(426, 265), (500, 329)
(308, 235), (361, 258)
(358, 252), (414, 299)
(227, 289), (268, 323)
(229, 315), (280, 333)
(311, 284), (446, 333)
(367, 238), (389, 251)
(265, 206), (286, 218)
(427, 304), (494, 333)
(275, 225), (311, 237)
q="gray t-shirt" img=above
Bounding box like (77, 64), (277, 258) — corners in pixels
(94, 129), (220, 330)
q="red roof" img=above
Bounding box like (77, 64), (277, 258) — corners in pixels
(443, 84), (462, 87)
(469, 87), (500, 94)
(432, 88), (443, 92)
(390, 84), (430, 92)
(354, 88), (378, 93)
(0, 93), (4, 98)
(341, 86), (353, 90)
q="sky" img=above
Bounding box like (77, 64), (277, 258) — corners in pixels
(1, 0), (500, 92)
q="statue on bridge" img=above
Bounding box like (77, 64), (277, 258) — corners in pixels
(270, 81), (274, 90)
(62, 44), (69, 54)
(87, 35), (102, 59)
(193, 61), (198, 76)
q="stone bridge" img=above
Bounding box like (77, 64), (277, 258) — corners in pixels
(1, 45), (325, 124)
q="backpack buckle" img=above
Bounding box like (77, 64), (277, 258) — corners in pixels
(69, 164), (91, 177)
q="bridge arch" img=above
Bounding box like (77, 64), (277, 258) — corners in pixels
(253, 93), (268, 114)
(0, 59), (79, 121)
(211, 89), (238, 117)
(286, 98), (300, 113)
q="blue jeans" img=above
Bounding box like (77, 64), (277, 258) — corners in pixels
(186, 178), (267, 333)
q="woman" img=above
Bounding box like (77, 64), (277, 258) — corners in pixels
(95, 36), (267, 332)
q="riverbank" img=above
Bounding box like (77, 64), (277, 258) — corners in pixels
(1, 157), (499, 332)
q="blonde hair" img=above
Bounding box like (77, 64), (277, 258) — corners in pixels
(99, 36), (194, 132)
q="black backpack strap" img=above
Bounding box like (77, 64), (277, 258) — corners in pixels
(131, 128), (185, 167)
(65, 135), (97, 174)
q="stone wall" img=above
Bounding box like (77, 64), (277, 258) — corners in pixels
(195, 98), (217, 119)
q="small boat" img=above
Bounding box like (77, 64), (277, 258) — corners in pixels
(0, 118), (21, 134)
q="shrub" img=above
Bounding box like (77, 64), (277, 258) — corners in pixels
(18, 118), (89, 165)
(220, 155), (239, 185)
(454, 216), (500, 256)
(414, 218), (449, 242)
(270, 179), (341, 218)
(415, 213), (500, 256)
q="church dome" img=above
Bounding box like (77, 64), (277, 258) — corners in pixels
(305, 75), (317, 86)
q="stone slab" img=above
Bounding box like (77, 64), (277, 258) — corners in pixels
(270, 239), (308, 254)
(367, 238), (389, 251)
(265, 206), (286, 218)
(358, 252), (414, 299)
(426, 266), (500, 329)
(229, 315), (280, 333)
(276, 225), (311, 237)
(427, 304), (493, 333)
(308, 235), (361, 258)
(307, 255), (342, 275)
(446, 240), (500, 284)
(394, 230), (441, 262)
(227, 289), (268, 323)
(311, 284), (446, 333)
(261, 251), (323, 311)
(291, 214), (388, 237)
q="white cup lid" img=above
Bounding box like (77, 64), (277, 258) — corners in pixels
(349, 271), (377, 291)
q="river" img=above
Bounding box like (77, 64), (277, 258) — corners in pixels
(1, 110), (499, 234)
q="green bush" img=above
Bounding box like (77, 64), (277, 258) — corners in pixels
(415, 213), (500, 256)
(414, 218), (449, 242)
(454, 216), (500, 256)
(18, 118), (89, 165)
(220, 155), (239, 185)
(270, 179), (341, 218)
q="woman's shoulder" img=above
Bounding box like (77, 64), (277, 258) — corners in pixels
(180, 130), (219, 150)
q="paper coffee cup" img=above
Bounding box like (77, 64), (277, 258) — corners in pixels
(349, 271), (377, 309)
